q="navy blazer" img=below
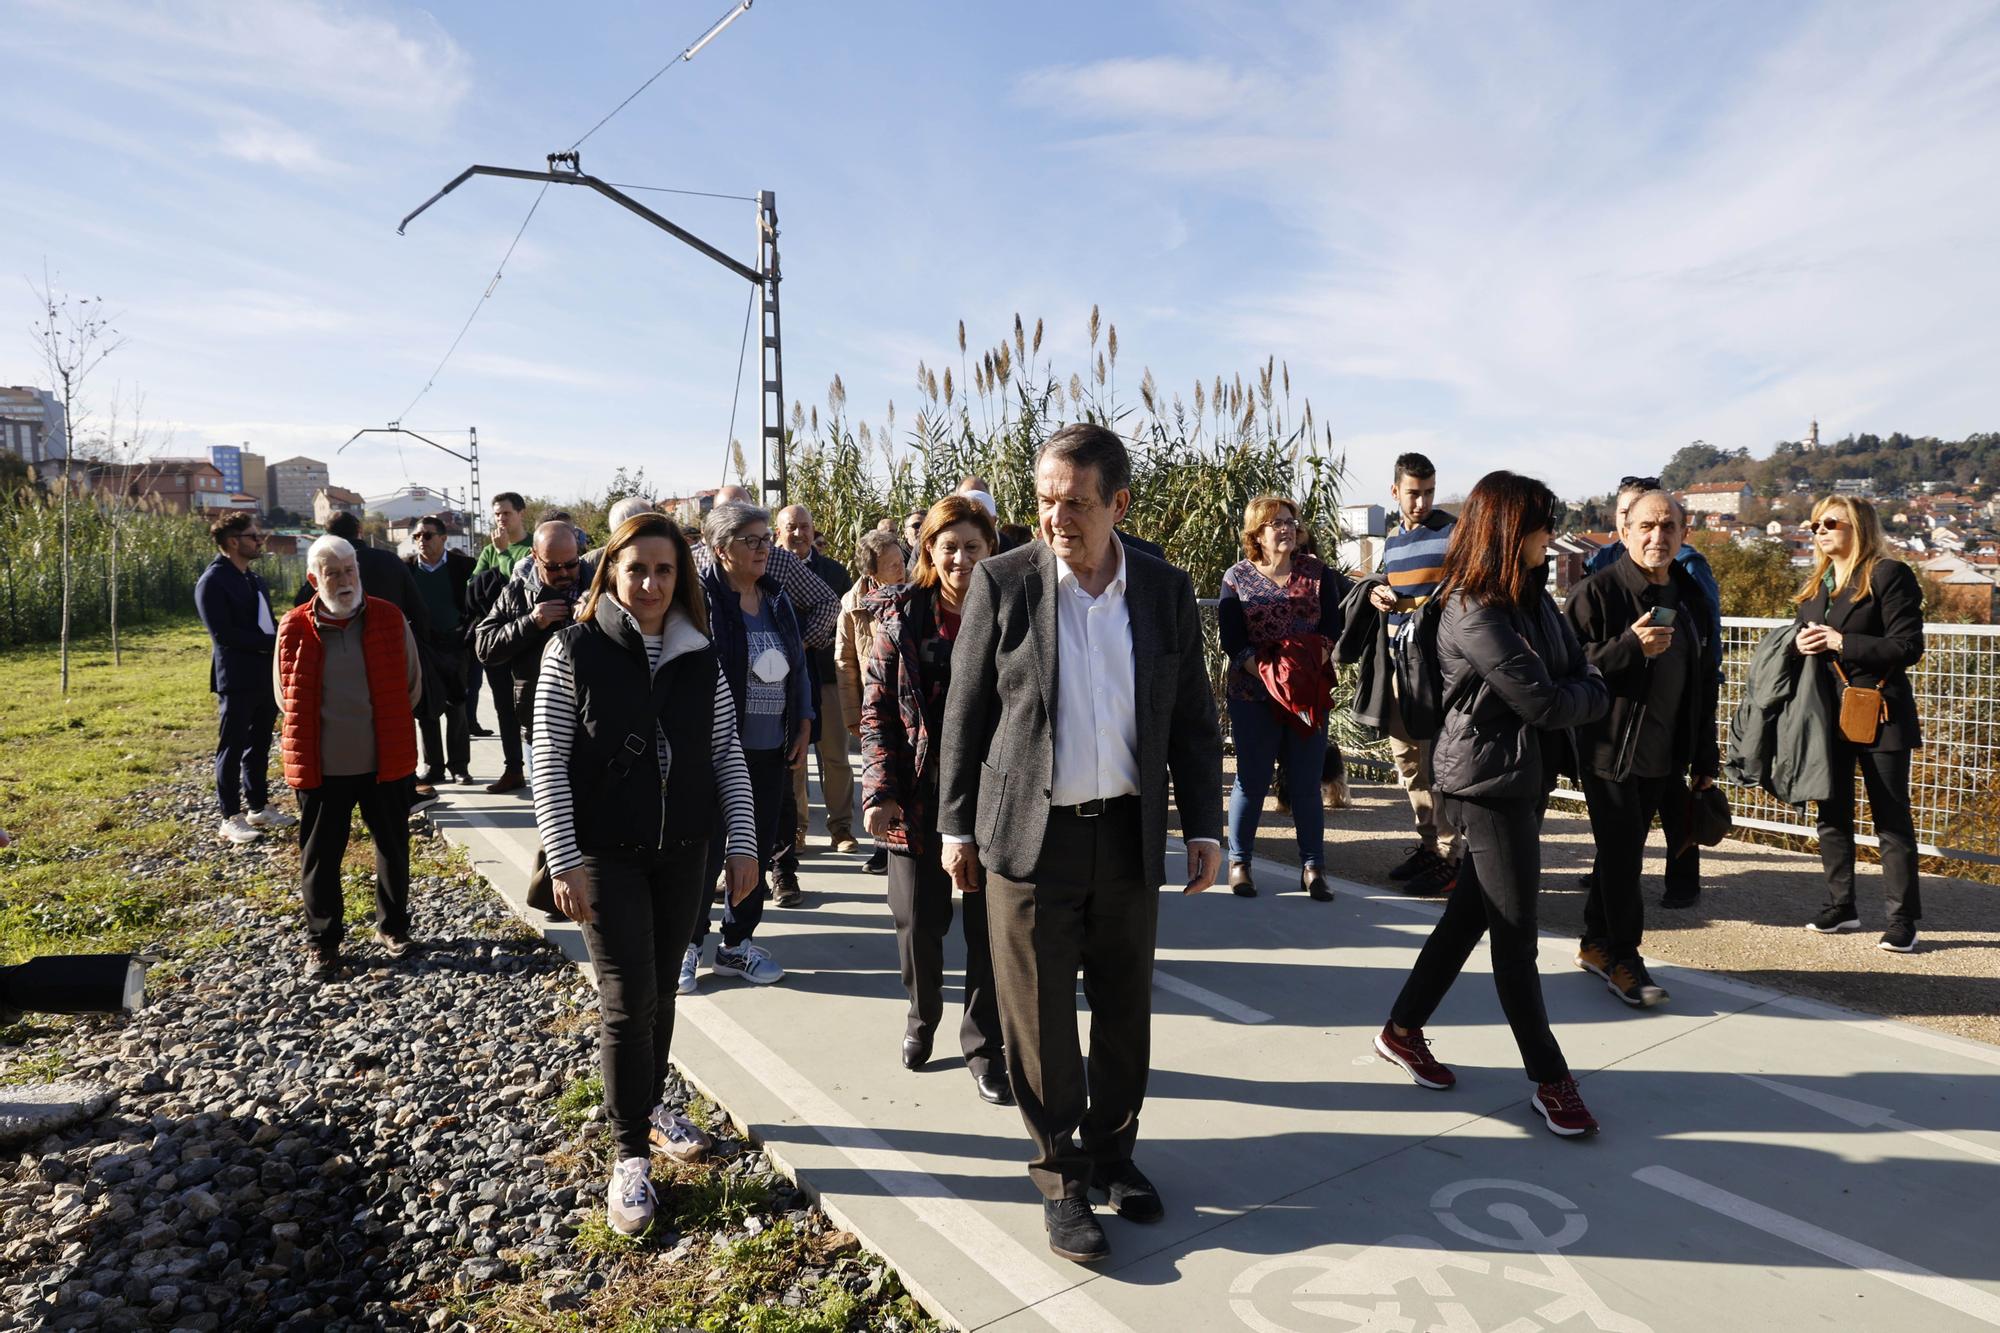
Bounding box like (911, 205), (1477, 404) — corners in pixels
(193, 555), (276, 696)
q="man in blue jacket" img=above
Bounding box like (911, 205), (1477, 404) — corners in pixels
(194, 513), (295, 844)
(1581, 476), (1723, 909)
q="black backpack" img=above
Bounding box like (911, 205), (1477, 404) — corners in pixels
(1390, 594), (1452, 741)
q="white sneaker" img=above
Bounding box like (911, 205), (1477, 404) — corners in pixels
(246, 807), (297, 829)
(712, 942), (784, 985)
(647, 1104), (713, 1163)
(217, 815), (262, 845)
(678, 943), (701, 996)
(606, 1156), (656, 1235)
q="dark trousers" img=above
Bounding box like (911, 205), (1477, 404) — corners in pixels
(987, 797), (1154, 1202)
(1586, 775), (1700, 897)
(887, 840), (1003, 1076)
(577, 845), (708, 1160)
(1390, 793), (1569, 1084)
(487, 667), (523, 770)
(1816, 744), (1922, 922)
(298, 772), (412, 947)
(1580, 771), (1670, 958)
(694, 746), (788, 950)
(772, 768), (800, 875)
(464, 648), (484, 724)
(418, 701), (470, 778)
(214, 689), (277, 817)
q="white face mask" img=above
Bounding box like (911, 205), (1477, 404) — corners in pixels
(751, 647), (790, 684)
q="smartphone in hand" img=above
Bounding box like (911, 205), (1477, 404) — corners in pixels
(1645, 606), (1679, 627)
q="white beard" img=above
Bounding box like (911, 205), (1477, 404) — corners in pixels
(317, 585), (362, 617)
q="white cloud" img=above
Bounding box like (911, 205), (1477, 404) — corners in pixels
(216, 119), (342, 175)
(1016, 55), (1265, 124)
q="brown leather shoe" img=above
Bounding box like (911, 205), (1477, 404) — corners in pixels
(485, 768), (526, 794)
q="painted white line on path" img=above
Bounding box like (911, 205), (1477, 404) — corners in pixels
(1633, 1165), (2000, 1327)
(1740, 1074), (2000, 1166)
(1151, 968), (1272, 1025)
(680, 998), (1135, 1333)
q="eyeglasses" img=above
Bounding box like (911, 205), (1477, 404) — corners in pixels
(1806, 518), (1846, 534)
(237, 531), (266, 543)
(1620, 476), (1662, 491)
(538, 557), (583, 573)
(731, 534), (773, 552)
(1262, 516), (1299, 530)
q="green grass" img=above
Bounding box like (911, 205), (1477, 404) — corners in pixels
(552, 1074), (605, 1133)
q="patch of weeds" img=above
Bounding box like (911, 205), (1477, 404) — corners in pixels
(570, 1210), (647, 1259)
(553, 1073), (604, 1132)
(2, 1045), (70, 1083)
(682, 1091), (724, 1135)
(661, 1165), (772, 1234)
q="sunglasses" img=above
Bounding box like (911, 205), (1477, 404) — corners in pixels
(1806, 518), (1846, 534)
(1620, 475), (1662, 490)
(418, 530), (444, 540)
(538, 557), (583, 573)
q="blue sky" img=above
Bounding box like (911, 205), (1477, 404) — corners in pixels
(6, 0), (1998, 508)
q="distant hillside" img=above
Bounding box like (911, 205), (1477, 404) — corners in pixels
(1661, 432), (2000, 497)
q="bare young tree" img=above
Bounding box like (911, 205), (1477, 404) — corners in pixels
(29, 266), (125, 694)
(95, 387), (169, 667)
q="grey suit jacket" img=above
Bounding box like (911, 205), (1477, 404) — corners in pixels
(937, 539), (1224, 888)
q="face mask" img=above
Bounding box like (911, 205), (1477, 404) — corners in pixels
(751, 647), (790, 684)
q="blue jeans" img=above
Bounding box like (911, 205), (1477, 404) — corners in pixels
(1227, 696), (1326, 869)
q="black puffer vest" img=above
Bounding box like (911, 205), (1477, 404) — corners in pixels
(558, 600), (718, 855)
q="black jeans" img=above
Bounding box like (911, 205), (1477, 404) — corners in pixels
(1587, 775), (1700, 897)
(887, 838), (1003, 1076)
(986, 797), (1155, 1201)
(298, 772), (412, 947)
(693, 746), (787, 950)
(1580, 771), (1670, 958)
(464, 648), (484, 724)
(486, 666), (523, 770)
(1816, 744), (1921, 922)
(418, 700), (470, 778)
(1391, 793), (1569, 1084)
(576, 845), (708, 1161)
(214, 688), (276, 818)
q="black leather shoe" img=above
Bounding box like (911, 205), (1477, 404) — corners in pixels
(1044, 1197), (1109, 1263)
(1091, 1160), (1164, 1223)
(972, 1068), (1014, 1106)
(1229, 868), (1257, 898)
(468, 722), (495, 737)
(1659, 887), (1700, 910)
(901, 1036), (931, 1071)
(1305, 872), (1334, 902)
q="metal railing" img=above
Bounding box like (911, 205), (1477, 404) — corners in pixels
(1198, 603), (2000, 866)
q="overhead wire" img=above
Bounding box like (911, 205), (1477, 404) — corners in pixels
(391, 0), (752, 424)
(721, 284), (757, 487)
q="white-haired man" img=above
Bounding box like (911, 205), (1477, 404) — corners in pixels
(276, 536), (424, 980)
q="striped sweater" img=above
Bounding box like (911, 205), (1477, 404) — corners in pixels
(532, 603), (758, 876)
(1381, 511), (1456, 634)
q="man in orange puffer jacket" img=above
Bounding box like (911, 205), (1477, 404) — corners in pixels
(275, 535), (423, 980)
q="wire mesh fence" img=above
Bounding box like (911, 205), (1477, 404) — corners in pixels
(1198, 603), (2000, 866)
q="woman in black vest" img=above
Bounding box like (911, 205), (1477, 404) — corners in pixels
(532, 512), (759, 1237)
(859, 495), (1011, 1106)
(1794, 494), (1926, 952)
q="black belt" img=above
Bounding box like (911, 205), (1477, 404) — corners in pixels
(1051, 794), (1139, 819)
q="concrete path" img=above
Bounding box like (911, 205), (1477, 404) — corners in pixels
(430, 740), (2000, 1333)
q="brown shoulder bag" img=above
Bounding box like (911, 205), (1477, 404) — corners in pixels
(1830, 660), (1887, 745)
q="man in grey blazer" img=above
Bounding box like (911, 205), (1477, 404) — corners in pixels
(938, 423), (1224, 1264)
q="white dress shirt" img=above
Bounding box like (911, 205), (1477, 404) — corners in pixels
(1050, 541), (1141, 806)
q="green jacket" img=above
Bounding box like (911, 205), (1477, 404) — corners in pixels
(1724, 622), (1836, 806)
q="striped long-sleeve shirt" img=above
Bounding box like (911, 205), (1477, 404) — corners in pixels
(692, 543), (839, 650)
(532, 607), (757, 876)
(1380, 512), (1456, 635)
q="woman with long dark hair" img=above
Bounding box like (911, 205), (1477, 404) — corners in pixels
(532, 512), (760, 1234)
(1372, 471), (1611, 1137)
(859, 495), (1012, 1106)
(1793, 494), (1926, 951)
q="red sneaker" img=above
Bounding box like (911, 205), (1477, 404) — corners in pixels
(1374, 1024), (1456, 1090)
(1533, 1077), (1599, 1137)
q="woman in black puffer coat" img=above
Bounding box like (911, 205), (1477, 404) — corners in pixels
(1371, 471), (1611, 1139)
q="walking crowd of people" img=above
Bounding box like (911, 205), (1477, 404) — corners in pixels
(191, 424), (1931, 1261)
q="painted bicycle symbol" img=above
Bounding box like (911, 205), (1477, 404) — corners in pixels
(1226, 1178), (1653, 1333)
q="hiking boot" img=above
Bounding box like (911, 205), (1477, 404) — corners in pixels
(1044, 1197), (1109, 1264)
(648, 1105), (713, 1164)
(1388, 845), (1439, 882)
(1575, 939), (1615, 982)
(1605, 956), (1667, 1007)
(677, 944), (701, 996)
(217, 814), (262, 845)
(375, 929), (414, 959)
(606, 1157), (656, 1236)
(485, 768), (526, 794)
(245, 806), (297, 830)
(1407, 858), (1457, 896)
(1374, 1023), (1456, 1090)
(713, 942), (784, 985)
(1532, 1077), (1599, 1137)
(770, 868), (803, 908)
(306, 941), (339, 982)
(1878, 918), (1919, 953)
(1806, 904), (1861, 934)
